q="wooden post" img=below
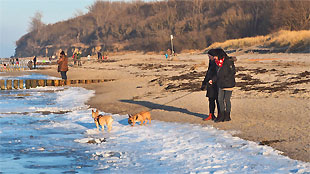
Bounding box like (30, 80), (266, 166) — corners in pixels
(66, 80), (71, 85)
(38, 80), (45, 87)
(101, 79), (105, 83)
(59, 80), (65, 86)
(46, 80), (53, 86)
(0, 80), (5, 90)
(170, 34), (174, 56)
(19, 80), (24, 89)
(26, 80), (31, 89)
(31, 80), (37, 88)
(71, 80), (77, 84)
(7, 80), (12, 90)
(86, 80), (91, 84)
(54, 80), (59, 86)
(13, 80), (19, 89)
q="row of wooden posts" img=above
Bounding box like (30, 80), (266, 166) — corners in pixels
(0, 67), (27, 72)
(0, 79), (107, 90)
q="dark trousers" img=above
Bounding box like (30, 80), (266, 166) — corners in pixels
(208, 97), (220, 115)
(218, 88), (232, 113)
(60, 71), (67, 80)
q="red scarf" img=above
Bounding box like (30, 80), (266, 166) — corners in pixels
(215, 58), (224, 67)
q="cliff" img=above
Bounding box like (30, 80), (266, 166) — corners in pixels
(15, 0), (310, 57)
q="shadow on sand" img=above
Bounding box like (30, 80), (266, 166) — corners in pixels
(120, 99), (207, 119)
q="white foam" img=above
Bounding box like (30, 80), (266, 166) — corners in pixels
(70, 113), (310, 173)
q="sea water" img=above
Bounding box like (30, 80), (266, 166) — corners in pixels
(0, 74), (310, 174)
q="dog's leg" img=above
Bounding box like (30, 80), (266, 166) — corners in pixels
(101, 125), (105, 132)
(108, 124), (112, 132)
(95, 121), (100, 131)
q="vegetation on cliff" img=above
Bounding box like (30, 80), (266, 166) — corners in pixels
(207, 30), (310, 53)
(15, 0), (310, 57)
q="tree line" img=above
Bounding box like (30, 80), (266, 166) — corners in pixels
(15, 0), (310, 57)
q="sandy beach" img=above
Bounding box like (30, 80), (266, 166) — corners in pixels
(3, 52), (310, 162)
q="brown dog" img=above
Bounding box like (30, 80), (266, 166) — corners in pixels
(128, 111), (151, 126)
(92, 109), (113, 132)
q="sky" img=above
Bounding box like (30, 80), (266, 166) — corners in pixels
(0, 0), (95, 58)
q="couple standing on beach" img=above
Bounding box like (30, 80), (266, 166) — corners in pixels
(201, 48), (236, 122)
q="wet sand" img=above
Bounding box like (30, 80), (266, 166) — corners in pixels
(2, 52), (310, 162)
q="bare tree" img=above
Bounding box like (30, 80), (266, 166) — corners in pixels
(28, 11), (45, 32)
(74, 9), (85, 17)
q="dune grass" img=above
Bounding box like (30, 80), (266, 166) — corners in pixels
(206, 30), (310, 53)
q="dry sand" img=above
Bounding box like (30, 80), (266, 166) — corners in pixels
(2, 52), (310, 162)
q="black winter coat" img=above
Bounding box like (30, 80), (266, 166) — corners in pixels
(216, 57), (236, 89)
(201, 60), (218, 98)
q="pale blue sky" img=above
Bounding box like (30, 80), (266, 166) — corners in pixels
(0, 0), (95, 57)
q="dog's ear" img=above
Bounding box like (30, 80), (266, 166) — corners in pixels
(128, 114), (132, 118)
(92, 109), (94, 113)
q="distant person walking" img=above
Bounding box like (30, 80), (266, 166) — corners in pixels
(76, 51), (82, 66)
(10, 58), (14, 65)
(201, 49), (221, 121)
(97, 51), (102, 61)
(73, 52), (77, 65)
(213, 48), (236, 122)
(27, 60), (33, 70)
(33, 56), (37, 69)
(57, 51), (68, 80)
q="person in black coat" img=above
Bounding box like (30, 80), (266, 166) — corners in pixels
(212, 49), (236, 122)
(97, 51), (102, 60)
(33, 56), (37, 69)
(200, 49), (221, 121)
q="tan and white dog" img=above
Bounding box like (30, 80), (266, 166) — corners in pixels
(128, 111), (151, 126)
(92, 109), (113, 132)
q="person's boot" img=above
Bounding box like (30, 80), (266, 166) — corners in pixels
(211, 114), (216, 120)
(215, 112), (225, 122)
(224, 112), (231, 121)
(203, 113), (213, 121)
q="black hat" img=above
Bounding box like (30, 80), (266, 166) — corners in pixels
(207, 48), (227, 59)
(207, 49), (217, 56)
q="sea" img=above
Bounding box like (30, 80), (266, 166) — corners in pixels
(0, 74), (310, 174)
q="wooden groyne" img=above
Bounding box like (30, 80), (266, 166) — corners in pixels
(0, 79), (112, 90)
(0, 65), (27, 72)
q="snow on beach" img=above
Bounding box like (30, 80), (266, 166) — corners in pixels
(0, 75), (310, 173)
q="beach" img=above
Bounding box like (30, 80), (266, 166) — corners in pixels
(2, 52), (310, 163)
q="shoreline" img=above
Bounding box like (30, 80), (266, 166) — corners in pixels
(1, 52), (310, 162)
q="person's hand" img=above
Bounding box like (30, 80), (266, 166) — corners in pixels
(200, 85), (206, 91)
(209, 80), (213, 85)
